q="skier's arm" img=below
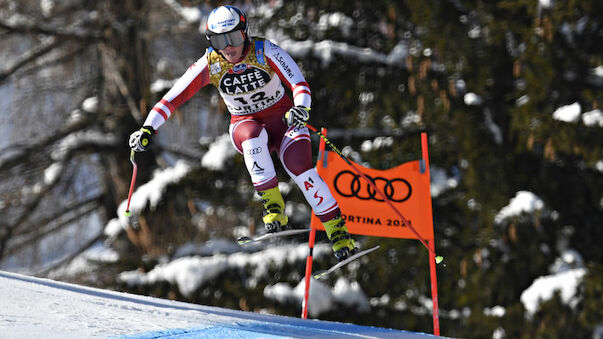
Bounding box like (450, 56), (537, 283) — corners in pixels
(143, 51), (212, 130)
(263, 41), (311, 108)
(129, 51), (211, 152)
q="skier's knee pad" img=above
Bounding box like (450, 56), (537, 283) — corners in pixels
(290, 168), (338, 216)
(241, 128), (276, 187)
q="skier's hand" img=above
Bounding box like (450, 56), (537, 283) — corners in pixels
(129, 126), (155, 152)
(285, 106), (310, 128)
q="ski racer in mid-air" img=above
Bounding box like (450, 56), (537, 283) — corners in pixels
(129, 5), (358, 261)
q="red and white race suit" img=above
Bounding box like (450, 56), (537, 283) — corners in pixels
(143, 38), (339, 219)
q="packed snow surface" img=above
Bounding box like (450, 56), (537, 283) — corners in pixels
(0, 271), (442, 338)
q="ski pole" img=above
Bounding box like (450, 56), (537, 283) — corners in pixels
(124, 149), (137, 217)
(304, 123), (443, 264)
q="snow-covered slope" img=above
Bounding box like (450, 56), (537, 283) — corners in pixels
(0, 270), (443, 338)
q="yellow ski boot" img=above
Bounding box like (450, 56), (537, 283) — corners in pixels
(257, 186), (288, 233)
(323, 213), (359, 261)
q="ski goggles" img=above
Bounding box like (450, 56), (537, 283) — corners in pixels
(208, 30), (246, 50)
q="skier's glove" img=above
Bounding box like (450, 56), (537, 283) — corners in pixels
(129, 126), (155, 152)
(285, 106), (310, 128)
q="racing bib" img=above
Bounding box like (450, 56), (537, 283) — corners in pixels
(207, 38), (284, 115)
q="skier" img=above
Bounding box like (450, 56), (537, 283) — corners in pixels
(129, 5), (358, 261)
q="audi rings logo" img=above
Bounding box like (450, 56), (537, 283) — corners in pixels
(333, 170), (412, 202)
(246, 147), (262, 155)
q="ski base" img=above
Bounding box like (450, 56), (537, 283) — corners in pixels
(313, 245), (380, 279)
(237, 228), (310, 246)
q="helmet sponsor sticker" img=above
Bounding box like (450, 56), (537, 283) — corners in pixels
(212, 18), (236, 30)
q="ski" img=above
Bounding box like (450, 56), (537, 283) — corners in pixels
(313, 245), (380, 279)
(236, 228), (310, 246)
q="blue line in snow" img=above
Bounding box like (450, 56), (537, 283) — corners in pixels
(118, 320), (439, 339)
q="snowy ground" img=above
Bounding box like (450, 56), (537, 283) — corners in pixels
(0, 270), (442, 338)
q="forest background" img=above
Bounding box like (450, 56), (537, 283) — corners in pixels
(0, 1), (601, 338)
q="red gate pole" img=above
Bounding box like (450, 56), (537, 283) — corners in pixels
(302, 128), (328, 319)
(428, 240), (440, 335)
(422, 132), (440, 336)
(301, 227), (316, 319)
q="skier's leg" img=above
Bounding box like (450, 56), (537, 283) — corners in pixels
(279, 127), (357, 260)
(230, 120), (287, 232)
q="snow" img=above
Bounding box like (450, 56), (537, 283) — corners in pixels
(468, 26), (482, 39)
(275, 38), (409, 69)
(495, 215), (588, 318)
(463, 92), (482, 106)
(50, 130), (119, 161)
(43, 162), (63, 184)
(483, 305), (506, 317)
(489, 192), (589, 318)
(332, 278), (371, 312)
(582, 109), (603, 127)
(317, 13), (354, 37)
(151, 79), (177, 93)
(163, 0), (201, 23)
(492, 327), (506, 339)
(82, 96), (99, 113)
(173, 238), (241, 257)
(430, 167), (459, 198)
(119, 255), (231, 297)
(401, 111), (422, 127)
(137, 161), (192, 209)
(360, 136), (394, 152)
(7, 13), (33, 26)
(494, 190), (544, 224)
(48, 242), (119, 279)
(539, 0), (553, 9)
(265, 279), (334, 317)
(201, 133), (238, 170)
(550, 103), (602, 127)
(549, 249), (584, 274)
(520, 268), (586, 316)
(455, 79), (467, 93)
(516, 94), (529, 106)
(103, 218), (123, 239)
(484, 109), (503, 144)
(0, 270), (428, 338)
(264, 277), (370, 317)
(552, 102), (581, 123)
(40, 0), (54, 17)
(118, 243), (332, 298)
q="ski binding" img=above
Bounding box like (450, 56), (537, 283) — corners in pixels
(313, 245), (380, 279)
(237, 228), (310, 246)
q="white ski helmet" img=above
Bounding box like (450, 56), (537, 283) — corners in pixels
(205, 6), (248, 50)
